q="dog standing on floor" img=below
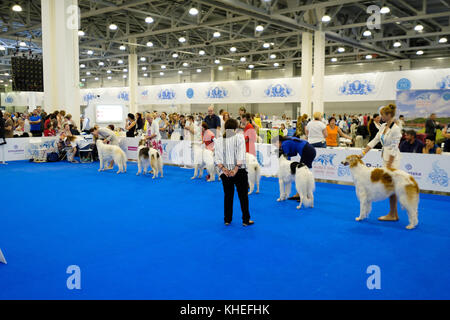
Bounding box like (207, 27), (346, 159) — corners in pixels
(246, 152), (261, 195)
(137, 140), (163, 179)
(191, 143), (216, 182)
(342, 155), (419, 229)
(96, 139), (127, 174)
(277, 153), (295, 202)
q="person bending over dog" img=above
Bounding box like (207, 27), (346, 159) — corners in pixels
(360, 104), (402, 222)
(277, 135), (317, 201)
(89, 126), (120, 170)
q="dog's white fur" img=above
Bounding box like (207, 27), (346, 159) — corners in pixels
(137, 140), (163, 179)
(343, 155), (419, 229)
(96, 140), (127, 174)
(191, 143), (216, 182)
(246, 153), (261, 195)
(295, 164), (315, 209)
(277, 154), (295, 201)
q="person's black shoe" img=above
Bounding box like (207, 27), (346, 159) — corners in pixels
(225, 222), (231, 226)
(243, 221), (255, 227)
(288, 196), (300, 201)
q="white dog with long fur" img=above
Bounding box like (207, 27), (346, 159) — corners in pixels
(96, 140), (127, 174)
(136, 141), (164, 179)
(246, 153), (261, 195)
(342, 155), (419, 229)
(277, 153), (295, 201)
(191, 143), (216, 182)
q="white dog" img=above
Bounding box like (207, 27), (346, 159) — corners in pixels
(342, 155), (419, 229)
(246, 153), (261, 195)
(136, 140), (163, 179)
(96, 140), (127, 174)
(277, 153), (296, 201)
(191, 143), (216, 182)
(294, 163), (315, 209)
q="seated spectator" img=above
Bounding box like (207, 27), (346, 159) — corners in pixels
(64, 135), (79, 163)
(280, 123), (288, 137)
(399, 130), (424, 153)
(44, 123), (56, 137)
(443, 124), (450, 152)
(70, 124), (80, 136)
(422, 135), (442, 154)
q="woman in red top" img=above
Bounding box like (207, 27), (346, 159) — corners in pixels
(242, 113), (256, 156)
(44, 123), (56, 137)
(201, 122), (215, 151)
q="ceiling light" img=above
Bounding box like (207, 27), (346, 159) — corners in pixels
(4, 73), (9, 76)
(12, 4), (22, 12)
(145, 17), (154, 24)
(86, 71), (91, 75)
(338, 47), (345, 53)
(142, 67), (147, 71)
(248, 64), (255, 69)
(107, 76), (112, 80)
(81, 79), (86, 82)
(273, 62), (279, 67)
(94, 77), (99, 81)
(143, 73), (148, 77)
(263, 43), (270, 48)
(230, 47), (237, 52)
(393, 41), (402, 48)
(19, 41), (26, 47)
(365, 54), (373, 59)
(123, 68), (128, 73)
(119, 45), (126, 51)
(178, 70), (183, 74)
(99, 62), (104, 66)
(161, 65), (166, 69)
(255, 25), (264, 32)
(214, 59), (220, 64)
(106, 70), (112, 74)
(380, 6), (390, 14)
(331, 57), (337, 62)
(414, 24), (424, 31)
(87, 50), (94, 55)
(182, 62), (189, 67)
(196, 69), (202, 73)
(160, 72), (164, 76)
(146, 41), (154, 47)
(270, 54), (276, 59)
(321, 15), (331, 23)
(78, 30), (85, 36)
(140, 57), (146, 62)
(123, 75), (127, 78)
(240, 57), (246, 62)
(172, 53), (179, 58)
(199, 50), (205, 55)
(439, 37), (448, 43)
(80, 64), (86, 68)
(363, 30), (372, 37)
(109, 24), (118, 31)
(0, 45), (5, 51)
(213, 32), (221, 38)
(416, 50), (424, 55)
(189, 8), (199, 16)
(178, 37), (186, 43)
(118, 59), (124, 64)
(218, 66), (224, 71)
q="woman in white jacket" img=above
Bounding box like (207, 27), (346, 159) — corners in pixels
(360, 104), (402, 222)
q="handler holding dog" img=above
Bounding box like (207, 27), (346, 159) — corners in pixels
(360, 104), (402, 222)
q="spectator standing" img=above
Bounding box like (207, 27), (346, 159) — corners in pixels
(29, 110), (42, 137)
(305, 112), (328, 148)
(368, 114), (382, 149)
(125, 113), (137, 137)
(325, 117), (352, 147)
(204, 106), (221, 136)
(241, 113), (257, 156)
(425, 113), (442, 139)
(3, 112), (14, 138)
(145, 114), (162, 155)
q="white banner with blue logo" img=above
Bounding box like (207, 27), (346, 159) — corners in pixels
(396, 89), (450, 118)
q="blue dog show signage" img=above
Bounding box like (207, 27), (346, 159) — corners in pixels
(339, 80), (375, 96)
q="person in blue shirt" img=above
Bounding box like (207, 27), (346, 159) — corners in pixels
(423, 135), (442, 154)
(277, 136), (317, 201)
(399, 130), (424, 153)
(29, 109), (42, 137)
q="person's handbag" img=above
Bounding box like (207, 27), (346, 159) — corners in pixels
(46, 152), (59, 162)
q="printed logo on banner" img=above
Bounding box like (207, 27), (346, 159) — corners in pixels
(141, 90), (149, 97)
(313, 153), (338, 177)
(83, 93), (97, 103)
(396, 78), (411, 90)
(8, 144), (24, 154)
(264, 84), (293, 98)
(314, 154), (337, 166)
(5, 95), (14, 104)
(158, 89), (176, 100)
(339, 80), (375, 96)
(443, 92), (450, 101)
(436, 75), (450, 89)
(428, 162), (448, 187)
(242, 85), (252, 97)
(118, 91), (129, 101)
(206, 87), (228, 99)
(415, 92), (432, 107)
(186, 88), (194, 99)
(403, 163), (422, 178)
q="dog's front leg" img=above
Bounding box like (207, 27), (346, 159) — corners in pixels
(285, 181), (292, 200)
(277, 178), (285, 201)
(356, 196), (370, 221)
(248, 180), (254, 195)
(191, 165), (198, 180)
(98, 156), (104, 172)
(137, 159), (142, 176)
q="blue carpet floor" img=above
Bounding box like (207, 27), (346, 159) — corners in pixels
(0, 161), (449, 300)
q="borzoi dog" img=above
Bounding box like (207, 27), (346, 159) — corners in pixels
(191, 143), (216, 182)
(246, 153), (261, 195)
(342, 155), (419, 229)
(137, 140), (163, 179)
(277, 153), (315, 209)
(96, 140), (127, 174)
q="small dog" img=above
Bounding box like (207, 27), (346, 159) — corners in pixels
(137, 140), (163, 179)
(246, 153), (261, 195)
(294, 163), (315, 209)
(96, 140), (127, 174)
(342, 155), (419, 229)
(191, 144), (216, 182)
